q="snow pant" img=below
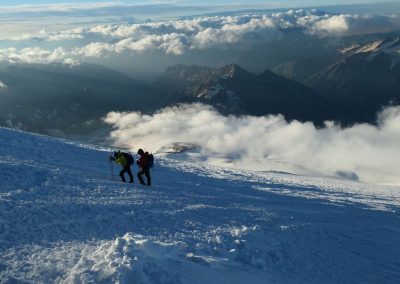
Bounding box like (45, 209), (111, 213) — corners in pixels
(137, 167), (151, 186)
(119, 166), (133, 183)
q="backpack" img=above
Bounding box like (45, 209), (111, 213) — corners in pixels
(122, 152), (134, 165)
(147, 153), (154, 168)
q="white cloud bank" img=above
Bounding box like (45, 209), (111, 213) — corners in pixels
(73, 11), (400, 54)
(2, 10), (400, 64)
(104, 104), (400, 186)
(308, 13), (400, 36)
(0, 47), (77, 65)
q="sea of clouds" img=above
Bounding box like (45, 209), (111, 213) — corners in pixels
(1, 9), (400, 64)
(104, 103), (400, 186)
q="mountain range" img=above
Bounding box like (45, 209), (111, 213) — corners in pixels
(1, 37), (400, 139)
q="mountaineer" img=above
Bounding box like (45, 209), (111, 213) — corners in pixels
(136, 148), (153, 186)
(110, 150), (134, 183)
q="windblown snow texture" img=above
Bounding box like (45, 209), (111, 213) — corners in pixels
(0, 127), (400, 283)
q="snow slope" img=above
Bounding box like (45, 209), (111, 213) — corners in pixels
(1, 127), (400, 283)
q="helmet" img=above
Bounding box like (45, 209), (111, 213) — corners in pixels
(137, 148), (144, 155)
(114, 150), (120, 158)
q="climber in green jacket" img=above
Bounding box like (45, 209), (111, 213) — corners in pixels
(110, 150), (134, 183)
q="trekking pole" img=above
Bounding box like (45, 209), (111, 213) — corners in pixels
(109, 159), (115, 181)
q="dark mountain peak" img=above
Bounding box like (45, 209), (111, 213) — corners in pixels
(258, 69), (290, 85)
(162, 63), (252, 79)
(157, 64), (255, 87)
(160, 64), (212, 82)
(217, 64), (251, 78)
(259, 69), (279, 78)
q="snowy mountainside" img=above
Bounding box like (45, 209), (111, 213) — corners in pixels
(1, 127), (400, 283)
(339, 37), (400, 57)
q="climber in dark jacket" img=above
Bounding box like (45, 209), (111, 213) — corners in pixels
(137, 148), (151, 186)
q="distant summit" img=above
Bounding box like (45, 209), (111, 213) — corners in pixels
(305, 38), (400, 123)
(154, 63), (334, 123)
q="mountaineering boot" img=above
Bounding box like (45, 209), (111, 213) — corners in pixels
(119, 172), (126, 182)
(137, 172), (145, 185)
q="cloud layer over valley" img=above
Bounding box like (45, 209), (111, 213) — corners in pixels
(1, 9), (400, 66)
(104, 104), (400, 186)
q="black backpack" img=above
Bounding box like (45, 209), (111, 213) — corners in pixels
(122, 152), (134, 165)
(148, 153), (154, 168)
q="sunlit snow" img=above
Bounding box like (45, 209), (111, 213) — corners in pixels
(0, 127), (400, 283)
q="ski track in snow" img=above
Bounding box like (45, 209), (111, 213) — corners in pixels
(0, 127), (400, 283)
